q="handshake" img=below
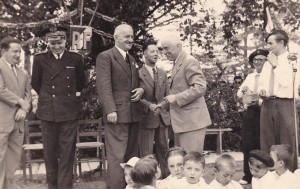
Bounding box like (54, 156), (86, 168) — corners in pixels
(149, 99), (169, 116)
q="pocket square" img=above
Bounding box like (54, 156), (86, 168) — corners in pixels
(66, 66), (75, 69)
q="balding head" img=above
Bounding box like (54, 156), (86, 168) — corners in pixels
(160, 34), (183, 61)
(114, 24), (134, 51)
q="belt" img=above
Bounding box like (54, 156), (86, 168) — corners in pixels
(268, 96), (292, 100)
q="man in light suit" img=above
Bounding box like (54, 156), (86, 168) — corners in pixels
(160, 34), (211, 154)
(96, 24), (144, 189)
(0, 37), (31, 189)
(138, 40), (171, 178)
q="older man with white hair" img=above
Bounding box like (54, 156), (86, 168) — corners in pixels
(160, 34), (211, 154)
(96, 24), (144, 189)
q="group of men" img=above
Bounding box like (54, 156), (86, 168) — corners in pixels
(0, 22), (298, 189)
(237, 29), (299, 184)
(96, 23), (212, 189)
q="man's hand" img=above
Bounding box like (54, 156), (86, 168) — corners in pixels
(164, 95), (176, 104)
(149, 104), (161, 115)
(267, 52), (278, 68)
(241, 86), (249, 94)
(259, 89), (268, 100)
(15, 108), (27, 122)
(131, 88), (144, 102)
(107, 112), (117, 124)
(18, 99), (30, 112)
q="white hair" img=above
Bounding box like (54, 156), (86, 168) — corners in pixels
(160, 34), (182, 46)
(114, 24), (133, 38)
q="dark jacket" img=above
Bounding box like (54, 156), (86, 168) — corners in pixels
(96, 47), (142, 123)
(31, 50), (86, 122)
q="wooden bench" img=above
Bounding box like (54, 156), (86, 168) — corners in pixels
(206, 128), (233, 154)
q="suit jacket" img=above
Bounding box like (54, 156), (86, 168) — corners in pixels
(96, 46), (142, 123)
(138, 66), (171, 129)
(31, 50), (86, 122)
(0, 58), (31, 133)
(169, 51), (211, 133)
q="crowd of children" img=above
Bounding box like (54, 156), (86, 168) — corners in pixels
(120, 144), (300, 189)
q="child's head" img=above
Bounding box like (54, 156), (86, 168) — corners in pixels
(214, 154), (236, 186)
(165, 146), (187, 179)
(248, 150), (274, 178)
(183, 151), (205, 184)
(270, 144), (293, 171)
(120, 157), (140, 187)
(131, 157), (158, 186)
(141, 154), (162, 179)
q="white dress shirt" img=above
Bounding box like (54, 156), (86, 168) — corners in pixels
(251, 171), (274, 189)
(165, 177), (208, 189)
(208, 179), (243, 189)
(144, 64), (157, 80)
(258, 51), (300, 98)
(268, 170), (300, 189)
(52, 51), (64, 60)
(115, 45), (127, 60)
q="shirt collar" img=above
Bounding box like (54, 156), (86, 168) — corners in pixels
(2, 58), (16, 68)
(115, 45), (127, 60)
(52, 51), (64, 59)
(145, 64), (156, 72)
(174, 51), (184, 64)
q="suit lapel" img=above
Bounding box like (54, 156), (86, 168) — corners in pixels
(170, 52), (186, 87)
(142, 66), (154, 88)
(0, 59), (19, 91)
(112, 47), (131, 78)
(157, 68), (164, 88)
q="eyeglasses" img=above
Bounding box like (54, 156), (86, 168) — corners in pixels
(253, 58), (267, 63)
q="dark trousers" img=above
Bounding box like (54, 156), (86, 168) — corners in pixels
(260, 98), (298, 171)
(138, 118), (170, 179)
(242, 105), (260, 182)
(105, 122), (139, 189)
(41, 120), (77, 189)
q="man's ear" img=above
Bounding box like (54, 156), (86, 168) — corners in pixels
(212, 168), (218, 176)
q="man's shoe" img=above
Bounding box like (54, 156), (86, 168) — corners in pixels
(239, 179), (248, 185)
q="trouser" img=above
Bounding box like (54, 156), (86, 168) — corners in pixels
(242, 105), (260, 182)
(105, 122), (139, 189)
(174, 127), (207, 154)
(0, 122), (24, 189)
(260, 98), (298, 171)
(42, 120), (77, 189)
(138, 118), (170, 179)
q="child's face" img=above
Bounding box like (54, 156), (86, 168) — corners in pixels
(124, 166), (135, 187)
(183, 160), (204, 184)
(270, 151), (280, 170)
(215, 165), (235, 186)
(249, 163), (268, 178)
(168, 155), (184, 179)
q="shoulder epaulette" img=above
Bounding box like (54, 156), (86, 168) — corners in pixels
(69, 51), (83, 57)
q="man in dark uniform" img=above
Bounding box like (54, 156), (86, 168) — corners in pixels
(31, 25), (86, 189)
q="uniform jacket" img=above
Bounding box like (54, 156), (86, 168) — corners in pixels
(31, 50), (86, 122)
(138, 66), (171, 128)
(96, 46), (142, 123)
(0, 58), (31, 132)
(169, 51), (211, 133)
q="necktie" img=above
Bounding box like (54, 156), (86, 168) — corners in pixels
(253, 73), (260, 94)
(125, 53), (130, 64)
(11, 64), (17, 78)
(269, 68), (275, 96)
(152, 68), (159, 100)
(57, 54), (61, 60)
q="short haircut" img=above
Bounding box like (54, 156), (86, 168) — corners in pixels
(142, 38), (157, 52)
(265, 29), (289, 46)
(214, 154), (236, 171)
(184, 151), (205, 168)
(165, 146), (187, 160)
(270, 144), (293, 169)
(114, 24), (133, 37)
(0, 37), (21, 51)
(249, 157), (269, 169)
(131, 158), (157, 185)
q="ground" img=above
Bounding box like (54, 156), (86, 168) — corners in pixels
(13, 160), (251, 189)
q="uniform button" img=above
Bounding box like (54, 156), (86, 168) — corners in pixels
(52, 86), (55, 88)
(68, 86), (70, 88)
(68, 94), (70, 96)
(67, 77), (69, 79)
(52, 95), (55, 97)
